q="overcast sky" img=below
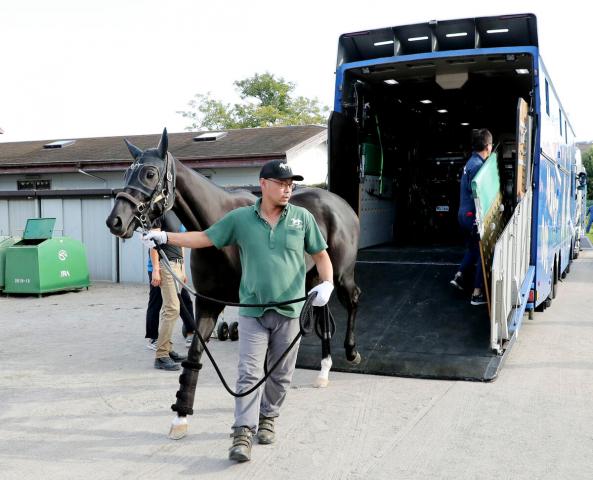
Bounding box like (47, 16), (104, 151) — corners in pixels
(1, 0), (591, 143)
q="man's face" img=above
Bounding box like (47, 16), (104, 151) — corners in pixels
(260, 177), (294, 206)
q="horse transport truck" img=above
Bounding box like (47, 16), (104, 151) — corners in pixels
(297, 13), (586, 381)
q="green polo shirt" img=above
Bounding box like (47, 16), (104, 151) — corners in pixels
(204, 198), (328, 318)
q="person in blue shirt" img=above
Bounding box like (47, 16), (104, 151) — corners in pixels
(586, 204), (593, 234)
(450, 128), (493, 306)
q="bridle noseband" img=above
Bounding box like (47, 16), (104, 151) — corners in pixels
(116, 152), (176, 231)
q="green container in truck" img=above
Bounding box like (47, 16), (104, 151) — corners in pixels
(361, 138), (381, 175)
(4, 218), (90, 295)
(0, 236), (20, 290)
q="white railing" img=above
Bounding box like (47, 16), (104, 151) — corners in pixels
(490, 188), (532, 353)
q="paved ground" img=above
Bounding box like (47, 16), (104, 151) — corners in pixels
(1, 250), (593, 480)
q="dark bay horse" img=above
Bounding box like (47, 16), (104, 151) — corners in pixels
(106, 129), (361, 436)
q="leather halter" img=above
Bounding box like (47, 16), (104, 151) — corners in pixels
(116, 152), (176, 231)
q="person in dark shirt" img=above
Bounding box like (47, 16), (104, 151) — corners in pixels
(145, 219), (196, 351)
(586, 204), (593, 234)
(450, 128), (493, 306)
(150, 211), (192, 371)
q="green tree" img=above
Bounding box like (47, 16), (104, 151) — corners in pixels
(177, 72), (329, 130)
(583, 147), (593, 201)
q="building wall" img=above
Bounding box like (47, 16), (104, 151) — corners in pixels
(197, 166), (261, 187)
(0, 141), (327, 284)
(0, 171), (123, 191)
(287, 141), (328, 185)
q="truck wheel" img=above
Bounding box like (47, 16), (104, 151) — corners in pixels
(229, 321), (239, 341)
(217, 322), (229, 341)
(528, 309), (534, 320)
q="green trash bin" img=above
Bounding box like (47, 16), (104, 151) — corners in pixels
(0, 236), (20, 291)
(4, 218), (90, 295)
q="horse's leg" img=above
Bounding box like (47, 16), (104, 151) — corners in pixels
(313, 329), (332, 388)
(168, 306), (221, 440)
(336, 272), (362, 364)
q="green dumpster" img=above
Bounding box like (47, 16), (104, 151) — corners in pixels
(4, 218), (90, 295)
(0, 236), (20, 290)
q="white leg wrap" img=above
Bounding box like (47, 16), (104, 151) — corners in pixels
(169, 414), (189, 440)
(313, 356), (332, 388)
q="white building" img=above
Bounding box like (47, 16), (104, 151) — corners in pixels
(0, 125), (327, 283)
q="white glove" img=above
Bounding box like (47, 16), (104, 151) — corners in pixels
(308, 281), (334, 307)
(141, 231), (168, 248)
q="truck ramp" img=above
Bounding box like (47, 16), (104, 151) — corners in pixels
(297, 246), (510, 381)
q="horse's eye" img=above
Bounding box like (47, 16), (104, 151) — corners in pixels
(146, 171), (155, 179)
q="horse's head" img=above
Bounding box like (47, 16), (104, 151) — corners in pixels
(105, 128), (176, 238)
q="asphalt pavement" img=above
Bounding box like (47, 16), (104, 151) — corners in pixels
(1, 250), (592, 480)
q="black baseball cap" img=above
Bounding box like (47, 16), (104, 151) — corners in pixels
(259, 160), (304, 181)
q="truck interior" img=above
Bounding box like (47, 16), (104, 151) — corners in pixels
(297, 52), (536, 381)
(332, 52), (533, 244)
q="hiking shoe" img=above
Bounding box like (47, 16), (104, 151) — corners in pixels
(256, 414), (275, 444)
(471, 293), (487, 306)
(449, 272), (464, 291)
(154, 357), (180, 371)
(169, 351), (187, 363)
(146, 339), (157, 351)
(229, 426), (252, 462)
(185, 334), (194, 349)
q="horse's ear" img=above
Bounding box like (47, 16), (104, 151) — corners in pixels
(157, 128), (168, 159)
(124, 139), (143, 160)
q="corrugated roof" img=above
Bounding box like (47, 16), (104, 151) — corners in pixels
(0, 125), (326, 171)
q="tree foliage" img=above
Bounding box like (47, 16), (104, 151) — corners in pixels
(583, 147), (593, 200)
(177, 73), (328, 131)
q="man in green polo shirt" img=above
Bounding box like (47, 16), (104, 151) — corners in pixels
(141, 160), (334, 463)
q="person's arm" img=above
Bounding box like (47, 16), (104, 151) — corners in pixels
(150, 247), (161, 286)
(142, 230), (214, 249)
(180, 245), (188, 283)
(149, 228), (161, 287)
(311, 250), (333, 283)
(308, 249), (334, 307)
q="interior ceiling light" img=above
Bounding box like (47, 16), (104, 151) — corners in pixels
(384, 79), (399, 85)
(487, 28), (509, 34)
(515, 68), (530, 75)
(374, 40), (394, 46)
(420, 99), (432, 104)
(408, 36), (429, 42)
(446, 32), (467, 38)
(461, 122), (470, 126)
(437, 109), (448, 113)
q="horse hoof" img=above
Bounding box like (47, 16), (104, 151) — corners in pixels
(169, 420), (188, 440)
(313, 376), (329, 388)
(348, 351), (362, 365)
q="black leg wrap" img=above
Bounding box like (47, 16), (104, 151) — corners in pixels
(171, 363), (202, 416)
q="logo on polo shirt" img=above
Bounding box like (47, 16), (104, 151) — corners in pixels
(289, 218), (303, 229)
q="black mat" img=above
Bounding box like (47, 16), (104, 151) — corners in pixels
(296, 246), (508, 381)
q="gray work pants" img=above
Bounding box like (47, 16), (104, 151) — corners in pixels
(232, 310), (301, 432)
